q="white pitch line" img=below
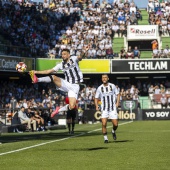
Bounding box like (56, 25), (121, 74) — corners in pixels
(87, 121), (133, 134)
(0, 121), (133, 156)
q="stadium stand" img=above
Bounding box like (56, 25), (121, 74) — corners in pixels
(0, 0), (144, 59)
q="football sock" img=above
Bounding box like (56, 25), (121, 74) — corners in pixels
(68, 123), (71, 132)
(72, 122), (75, 131)
(38, 76), (51, 83)
(113, 126), (118, 132)
(104, 135), (108, 141)
(58, 104), (69, 112)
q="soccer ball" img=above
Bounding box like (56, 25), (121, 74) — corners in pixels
(16, 62), (27, 72)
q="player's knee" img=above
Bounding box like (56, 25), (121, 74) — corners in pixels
(52, 75), (60, 82)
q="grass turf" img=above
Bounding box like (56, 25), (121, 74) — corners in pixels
(0, 120), (170, 170)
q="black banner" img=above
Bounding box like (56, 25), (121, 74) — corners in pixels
(83, 109), (138, 121)
(142, 109), (170, 120)
(111, 59), (170, 74)
(0, 56), (34, 71)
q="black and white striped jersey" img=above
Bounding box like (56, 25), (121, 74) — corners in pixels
(53, 56), (83, 84)
(95, 83), (119, 112)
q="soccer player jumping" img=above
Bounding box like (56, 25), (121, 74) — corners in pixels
(95, 74), (120, 143)
(29, 46), (89, 117)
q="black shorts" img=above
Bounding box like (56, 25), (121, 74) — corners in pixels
(66, 109), (77, 120)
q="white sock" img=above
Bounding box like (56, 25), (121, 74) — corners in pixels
(104, 135), (108, 140)
(58, 104), (69, 112)
(38, 76), (52, 83)
(112, 129), (115, 133)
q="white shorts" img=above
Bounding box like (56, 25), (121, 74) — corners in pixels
(101, 109), (118, 119)
(59, 79), (80, 99)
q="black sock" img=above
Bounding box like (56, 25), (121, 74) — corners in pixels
(72, 122), (75, 131)
(112, 126), (118, 133)
(67, 123), (71, 132)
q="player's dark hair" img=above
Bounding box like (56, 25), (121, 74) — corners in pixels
(102, 74), (108, 77)
(61, 49), (70, 53)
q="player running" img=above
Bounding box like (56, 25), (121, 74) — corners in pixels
(29, 46), (89, 117)
(95, 74), (120, 143)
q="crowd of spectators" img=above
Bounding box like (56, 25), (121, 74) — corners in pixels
(148, 82), (170, 108)
(151, 39), (170, 58)
(0, 0), (142, 59)
(119, 45), (140, 59)
(2, 78), (170, 113)
(147, 0), (170, 36)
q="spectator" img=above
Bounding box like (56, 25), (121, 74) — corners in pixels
(133, 46), (140, 58)
(120, 47), (126, 59)
(154, 85), (161, 94)
(106, 47), (115, 59)
(130, 12), (138, 25)
(160, 94), (167, 108)
(18, 106), (36, 132)
(163, 45), (170, 58)
(148, 84), (155, 102)
(111, 23), (120, 37)
(151, 39), (158, 50)
(130, 3), (137, 14)
(126, 46), (134, 59)
(120, 88), (127, 101)
(32, 109), (45, 131)
(147, 0), (155, 12)
(159, 48), (166, 58)
(152, 48), (159, 58)
(160, 84), (166, 93)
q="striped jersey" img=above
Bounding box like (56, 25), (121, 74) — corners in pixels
(95, 83), (119, 112)
(53, 56), (83, 84)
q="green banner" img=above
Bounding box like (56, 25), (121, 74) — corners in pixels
(36, 59), (110, 74)
(36, 59), (62, 72)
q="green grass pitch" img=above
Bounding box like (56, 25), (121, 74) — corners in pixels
(0, 120), (170, 170)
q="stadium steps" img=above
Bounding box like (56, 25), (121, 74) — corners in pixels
(139, 96), (152, 109)
(138, 9), (149, 25)
(113, 37), (124, 54)
(161, 37), (170, 49)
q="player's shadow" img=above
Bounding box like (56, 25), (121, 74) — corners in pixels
(0, 130), (102, 144)
(57, 147), (108, 152)
(110, 140), (134, 143)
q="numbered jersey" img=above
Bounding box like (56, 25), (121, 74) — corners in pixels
(95, 83), (119, 112)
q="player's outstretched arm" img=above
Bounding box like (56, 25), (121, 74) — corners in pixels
(78, 45), (89, 60)
(30, 69), (55, 75)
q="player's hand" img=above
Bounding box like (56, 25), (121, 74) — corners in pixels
(84, 45), (90, 51)
(116, 103), (119, 108)
(96, 106), (99, 111)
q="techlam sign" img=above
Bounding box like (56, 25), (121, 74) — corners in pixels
(111, 59), (170, 74)
(127, 25), (158, 40)
(128, 61), (167, 71)
(142, 109), (170, 120)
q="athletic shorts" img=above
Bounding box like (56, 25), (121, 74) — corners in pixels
(58, 79), (80, 99)
(66, 109), (77, 120)
(101, 108), (118, 119)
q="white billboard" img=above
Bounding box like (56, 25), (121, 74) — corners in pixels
(127, 25), (158, 40)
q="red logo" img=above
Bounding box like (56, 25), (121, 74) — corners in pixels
(130, 28), (135, 33)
